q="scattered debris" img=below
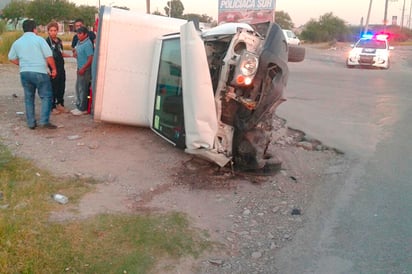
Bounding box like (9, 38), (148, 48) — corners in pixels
(289, 176), (297, 182)
(88, 143), (99, 149)
(67, 135), (81, 140)
(208, 258), (224, 266)
(52, 194), (69, 204)
(0, 204), (9, 209)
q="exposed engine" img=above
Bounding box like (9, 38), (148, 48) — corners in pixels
(202, 23), (290, 173)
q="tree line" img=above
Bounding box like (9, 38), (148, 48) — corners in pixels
(2, 0), (97, 28)
(0, 0), (214, 29)
(276, 10), (411, 43)
(1, 0), (410, 42)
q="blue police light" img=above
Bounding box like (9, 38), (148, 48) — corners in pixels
(362, 34), (374, 39)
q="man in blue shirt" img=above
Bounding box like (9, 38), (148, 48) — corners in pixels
(71, 26), (94, 115)
(8, 19), (58, 129)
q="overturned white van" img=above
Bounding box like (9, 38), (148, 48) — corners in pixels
(92, 7), (304, 173)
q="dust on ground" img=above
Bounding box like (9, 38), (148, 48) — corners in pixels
(0, 62), (343, 272)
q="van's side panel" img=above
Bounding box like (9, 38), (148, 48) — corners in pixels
(93, 7), (186, 126)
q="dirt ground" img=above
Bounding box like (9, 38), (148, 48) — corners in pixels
(0, 61), (342, 272)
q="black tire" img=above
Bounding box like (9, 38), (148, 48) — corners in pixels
(384, 59), (390, 70)
(346, 60), (355, 68)
(288, 45), (305, 62)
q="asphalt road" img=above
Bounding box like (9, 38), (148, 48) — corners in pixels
(274, 45), (412, 273)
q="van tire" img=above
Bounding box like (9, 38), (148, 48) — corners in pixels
(288, 45), (305, 62)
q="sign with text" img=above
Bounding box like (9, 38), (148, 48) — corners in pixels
(218, 0), (276, 24)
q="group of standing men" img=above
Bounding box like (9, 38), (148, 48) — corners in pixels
(7, 18), (95, 129)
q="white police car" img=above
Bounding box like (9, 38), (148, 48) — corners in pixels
(346, 34), (394, 69)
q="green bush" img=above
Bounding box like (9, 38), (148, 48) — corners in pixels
(0, 31), (22, 63)
(0, 20), (6, 35)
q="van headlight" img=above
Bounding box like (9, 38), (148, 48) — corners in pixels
(232, 52), (259, 86)
(240, 52), (259, 76)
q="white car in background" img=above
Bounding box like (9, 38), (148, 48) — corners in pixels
(282, 29), (300, 45)
(346, 34), (394, 69)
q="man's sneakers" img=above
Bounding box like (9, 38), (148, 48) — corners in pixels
(38, 123), (57, 129)
(56, 104), (70, 113)
(71, 108), (88, 116)
(28, 122), (57, 130)
(52, 105), (70, 115)
(28, 122), (37, 130)
(51, 108), (61, 115)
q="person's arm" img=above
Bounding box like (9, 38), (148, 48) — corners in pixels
(57, 38), (72, 58)
(71, 35), (77, 49)
(62, 52), (73, 58)
(9, 59), (19, 66)
(89, 31), (96, 45)
(46, 56), (57, 78)
(71, 35), (78, 57)
(8, 45), (19, 65)
(78, 55), (93, 75)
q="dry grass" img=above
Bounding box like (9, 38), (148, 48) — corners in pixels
(0, 143), (211, 273)
(0, 31), (74, 63)
(0, 31), (22, 63)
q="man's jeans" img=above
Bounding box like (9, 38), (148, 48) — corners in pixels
(75, 68), (91, 112)
(20, 72), (53, 127)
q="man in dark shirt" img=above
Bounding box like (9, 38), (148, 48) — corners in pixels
(46, 21), (72, 114)
(71, 19), (96, 49)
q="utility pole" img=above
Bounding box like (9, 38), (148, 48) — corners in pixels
(146, 0), (150, 14)
(384, 0), (389, 27)
(364, 0), (373, 34)
(401, 0), (406, 29)
(409, 0), (412, 28)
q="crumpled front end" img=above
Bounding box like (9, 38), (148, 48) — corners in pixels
(205, 23), (289, 172)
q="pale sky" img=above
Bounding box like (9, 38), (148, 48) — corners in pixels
(71, 0), (411, 27)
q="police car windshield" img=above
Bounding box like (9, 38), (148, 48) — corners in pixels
(356, 39), (386, 49)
